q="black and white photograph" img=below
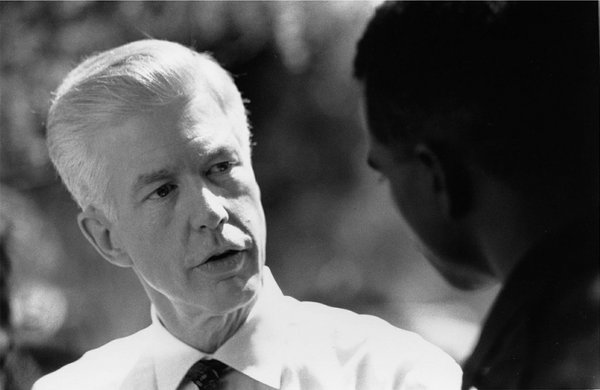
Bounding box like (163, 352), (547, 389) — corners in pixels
(1, 2), (598, 389)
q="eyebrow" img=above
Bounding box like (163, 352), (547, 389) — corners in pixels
(131, 168), (176, 197)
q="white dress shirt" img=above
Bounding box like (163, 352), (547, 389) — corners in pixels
(33, 268), (461, 390)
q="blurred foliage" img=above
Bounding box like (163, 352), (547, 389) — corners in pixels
(0, 1), (497, 378)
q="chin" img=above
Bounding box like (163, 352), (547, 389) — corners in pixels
(211, 274), (261, 314)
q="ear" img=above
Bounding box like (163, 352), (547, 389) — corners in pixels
(414, 143), (471, 219)
(77, 206), (133, 268)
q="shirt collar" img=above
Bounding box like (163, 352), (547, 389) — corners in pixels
(149, 267), (284, 390)
(149, 306), (205, 390)
(214, 267), (284, 388)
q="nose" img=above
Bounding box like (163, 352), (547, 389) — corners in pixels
(190, 186), (229, 231)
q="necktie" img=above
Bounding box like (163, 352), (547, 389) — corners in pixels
(184, 359), (231, 390)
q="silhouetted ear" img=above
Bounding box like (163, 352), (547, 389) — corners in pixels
(77, 206), (132, 268)
(415, 142), (472, 219)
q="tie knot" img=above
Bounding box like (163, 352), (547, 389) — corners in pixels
(184, 359), (230, 390)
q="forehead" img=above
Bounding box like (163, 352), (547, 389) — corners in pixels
(98, 98), (241, 191)
(105, 96), (235, 152)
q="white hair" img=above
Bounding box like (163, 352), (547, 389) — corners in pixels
(47, 39), (251, 221)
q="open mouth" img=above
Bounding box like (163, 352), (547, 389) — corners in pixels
(196, 249), (246, 275)
(205, 250), (240, 263)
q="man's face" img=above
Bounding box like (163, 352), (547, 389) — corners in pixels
(97, 96), (266, 315)
(364, 105), (493, 290)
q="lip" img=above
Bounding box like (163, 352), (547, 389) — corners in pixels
(200, 242), (248, 265)
(194, 249), (246, 276)
(203, 249), (241, 264)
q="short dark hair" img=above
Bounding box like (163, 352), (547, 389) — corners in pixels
(355, 1), (598, 189)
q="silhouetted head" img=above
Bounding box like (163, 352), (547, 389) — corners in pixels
(355, 1), (598, 288)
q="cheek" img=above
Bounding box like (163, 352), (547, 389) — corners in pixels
(118, 220), (181, 283)
(388, 169), (440, 240)
(388, 170), (420, 220)
(234, 175), (264, 220)
(228, 187), (266, 249)
(118, 209), (176, 257)
(235, 192), (265, 230)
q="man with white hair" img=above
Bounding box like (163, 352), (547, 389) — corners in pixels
(33, 39), (460, 390)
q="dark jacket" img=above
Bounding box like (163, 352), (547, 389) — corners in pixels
(462, 217), (600, 389)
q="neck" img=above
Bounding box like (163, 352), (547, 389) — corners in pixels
(472, 178), (569, 283)
(145, 288), (257, 353)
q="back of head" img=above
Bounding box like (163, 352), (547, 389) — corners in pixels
(47, 39), (250, 220)
(355, 2), (598, 204)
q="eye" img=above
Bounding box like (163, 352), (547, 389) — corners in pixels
(207, 161), (235, 175)
(149, 183), (177, 199)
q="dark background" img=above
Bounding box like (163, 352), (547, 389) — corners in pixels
(0, 1), (498, 384)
